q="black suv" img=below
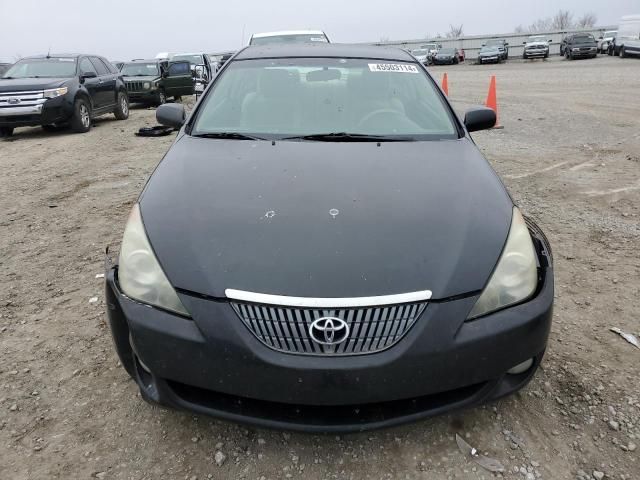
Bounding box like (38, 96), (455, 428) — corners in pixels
(560, 34), (598, 60)
(121, 59), (194, 106)
(0, 54), (129, 137)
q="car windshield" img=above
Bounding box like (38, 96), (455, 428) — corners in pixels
(480, 46), (499, 52)
(172, 54), (202, 65)
(604, 31), (617, 38)
(121, 63), (159, 76)
(192, 57), (457, 140)
(528, 36), (547, 43)
(251, 34), (328, 45)
(573, 35), (595, 42)
(439, 48), (455, 55)
(2, 57), (77, 78)
(412, 49), (428, 56)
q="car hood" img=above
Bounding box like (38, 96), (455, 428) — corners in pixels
(569, 41), (597, 47)
(0, 77), (69, 92)
(139, 136), (513, 300)
(123, 75), (159, 82)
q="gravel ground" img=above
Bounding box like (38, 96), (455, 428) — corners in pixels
(1, 55), (639, 480)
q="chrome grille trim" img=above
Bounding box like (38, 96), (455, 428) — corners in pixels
(225, 289), (432, 308)
(230, 301), (428, 356)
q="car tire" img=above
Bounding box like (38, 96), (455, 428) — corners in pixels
(114, 91), (129, 120)
(0, 126), (14, 137)
(156, 89), (167, 107)
(70, 98), (91, 133)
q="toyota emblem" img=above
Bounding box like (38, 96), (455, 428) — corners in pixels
(309, 317), (350, 345)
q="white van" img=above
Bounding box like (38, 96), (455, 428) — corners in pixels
(613, 15), (640, 57)
(249, 30), (330, 46)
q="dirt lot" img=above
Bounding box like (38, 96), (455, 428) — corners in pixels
(1, 55), (639, 480)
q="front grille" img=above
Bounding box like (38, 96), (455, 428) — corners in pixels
(231, 301), (427, 356)
(0, 90), (46, 110)
(125, 81), (145, 92)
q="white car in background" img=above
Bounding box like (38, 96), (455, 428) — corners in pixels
(249, 30), (330, 45)
(597, 30), (617, 54)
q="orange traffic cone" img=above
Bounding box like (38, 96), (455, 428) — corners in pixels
(485, 75), (503, 129)
(441, 73), (449, 96)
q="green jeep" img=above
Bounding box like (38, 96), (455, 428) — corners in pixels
(121, 59), (194, 106)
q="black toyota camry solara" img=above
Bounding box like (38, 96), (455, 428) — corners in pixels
(106, 44), (553, 432)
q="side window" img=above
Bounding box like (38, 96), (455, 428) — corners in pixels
(79, 57), (97, 75)
(90, 57), (109, 76)
(168, 62), (190, 76)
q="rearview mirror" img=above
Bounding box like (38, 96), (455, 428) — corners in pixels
(194, 64), (208, 82)
(464, 107), (496, 133)
(307, 68), (341, 82)
(156, 103), (186, 129)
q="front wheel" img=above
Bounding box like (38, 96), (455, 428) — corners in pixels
(114, 91), (129, 120)
(0, 126), (14, 137)
(70, 98), (91, 133)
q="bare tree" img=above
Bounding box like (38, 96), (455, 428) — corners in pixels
(378, 36), (390, 43)
(445, 24), (464, 39)
(576, 12), (597, 28)
(552, 10), (574, 30)
(514, 25), (525, 34)
(528, 17), (552, 33)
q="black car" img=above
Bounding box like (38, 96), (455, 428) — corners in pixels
(432, 48), (460, 65)
(483, 39), (509, 60)
(106, 44), (554, 432)
(560, 34), (598, 60)
(477, 45), (503, 64)
(121, 59), (194, 106)
(0, 54), (129, 137)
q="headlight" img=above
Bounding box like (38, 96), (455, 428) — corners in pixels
(43, 87), (68, 99)
(467, 207), (538, 319)
(143, 82), (151, 90)
(118, 204), (190, 317)
(572, 48), (580, 51)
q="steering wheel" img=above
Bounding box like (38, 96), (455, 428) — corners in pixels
(357, 109), (406, 129)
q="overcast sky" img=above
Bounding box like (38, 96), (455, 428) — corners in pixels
(0, 0), (636, 62)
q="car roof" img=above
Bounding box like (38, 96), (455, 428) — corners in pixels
(251, 30), (326, 39)
(235, 44), (415, 61)
(24, 54), (95, 59)
(128, 59), (162, 63)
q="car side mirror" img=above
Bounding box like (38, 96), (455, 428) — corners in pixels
(464, 107), (496, 133)
(505, 42), (509, 46)
(522, 41), (527, 44)
(156, 103), (186, 129)
(80, 71), (97, 82)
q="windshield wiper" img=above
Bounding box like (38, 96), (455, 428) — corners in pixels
(192, 132), (267, 141)
(281, 132), (416, 142)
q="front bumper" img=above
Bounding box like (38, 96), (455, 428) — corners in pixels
(570, 49), (597, 57)
(524, 49), (548, 57)
(128, 90), (158, 102)
(0, 95), (72, 127)
(479, 56), (499, 63)
(106, 237), (553, 432)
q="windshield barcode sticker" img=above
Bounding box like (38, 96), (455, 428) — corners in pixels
(368, 63), (419, 73)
